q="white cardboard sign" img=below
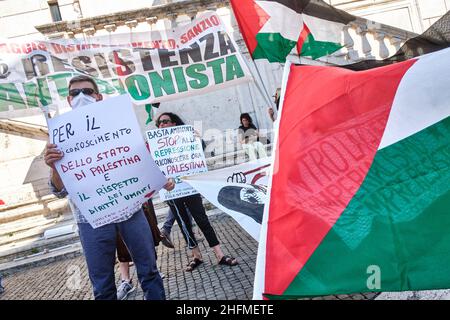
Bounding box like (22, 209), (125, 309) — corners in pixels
(146, 125), (208, 200)
(48, 94), (167, 228)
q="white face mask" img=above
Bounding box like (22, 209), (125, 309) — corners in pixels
(70, 92), (97, 109)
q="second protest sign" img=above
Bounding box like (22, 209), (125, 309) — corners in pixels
(146, 125), (207, 200)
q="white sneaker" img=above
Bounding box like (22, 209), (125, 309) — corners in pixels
(159, 272), (165, 279)
(116, 280), (135, 300)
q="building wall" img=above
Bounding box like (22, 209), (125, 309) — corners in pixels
(0, 0), (75, 40)
(328, 0), (449, 33)
(1, 0), (449, 41)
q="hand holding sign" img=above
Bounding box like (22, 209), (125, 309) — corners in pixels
(44, 143), (64, 170)
(164, 178), (176, 191)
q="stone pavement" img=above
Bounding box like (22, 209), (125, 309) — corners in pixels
(0, 212), (378, 300)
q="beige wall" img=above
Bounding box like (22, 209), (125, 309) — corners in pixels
(77, 0), (156, 17)
(328, 0), (449, 33)
(0, 0), (78, 39)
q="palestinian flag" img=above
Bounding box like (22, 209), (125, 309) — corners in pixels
(230, 0), (356, 62)
(254, 48), (450, 299)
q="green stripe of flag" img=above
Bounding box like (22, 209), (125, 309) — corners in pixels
(253, 33), (298, 63)
(300, 33), (343, 60)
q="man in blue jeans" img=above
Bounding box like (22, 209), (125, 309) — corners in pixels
(44, 75), (174, 300)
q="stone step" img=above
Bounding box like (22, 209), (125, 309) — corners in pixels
(0, 212), (73, 236)
(0, 197), (70, 224)
(0, 191), (53, 213)
(0, 232), (80, 264)
(0, 242), (82, 275)
(0, 214), (74, 247)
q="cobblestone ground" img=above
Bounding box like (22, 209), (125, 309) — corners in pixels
(0, 213), (378, 300)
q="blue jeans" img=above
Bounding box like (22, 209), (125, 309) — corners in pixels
(78, 209), (165, 300)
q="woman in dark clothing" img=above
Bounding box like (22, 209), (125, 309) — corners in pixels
(238, 113), (267, 161)
(155, 112), (238, 272)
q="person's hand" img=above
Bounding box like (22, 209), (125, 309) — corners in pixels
(163, 178), (175, 191)
(44, 143), (63, 169)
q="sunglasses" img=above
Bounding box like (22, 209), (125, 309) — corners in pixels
(69, 88), (96, 97)
(157, 119), (172, 126)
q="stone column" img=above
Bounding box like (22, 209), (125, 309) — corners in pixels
(343, 25), (359, 61)
(356, 24), (374, 60)
(374, 31), (390, 59)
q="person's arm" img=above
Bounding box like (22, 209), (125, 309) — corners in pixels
(50, 168), (64, 192)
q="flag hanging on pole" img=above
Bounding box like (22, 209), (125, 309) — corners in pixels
(254, 47), (450, 299)
(183, 158), (271, 241)
(230, 0), (356, 62)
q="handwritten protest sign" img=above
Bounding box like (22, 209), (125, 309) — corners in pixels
(47, 94), (167, 228)
(0, 12), (252, 113)
(146, 125), (207, 200)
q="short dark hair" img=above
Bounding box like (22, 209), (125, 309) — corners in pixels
(68, 75), (99, 93)
(155, 112), (185, 126)
(240, 113), (253, 125)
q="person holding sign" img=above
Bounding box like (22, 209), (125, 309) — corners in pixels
(154, 112), (239, 272)
(45, 75), (175, 300)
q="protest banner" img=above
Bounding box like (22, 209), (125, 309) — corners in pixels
(47, 94), (167, 228)
(146, 125), (207, 201)
(0, 12), (252, 113)
(183, 158), (271, 241)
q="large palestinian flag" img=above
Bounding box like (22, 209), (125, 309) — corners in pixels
(230, 0), (356, 62)
(254, 47), (450, 299)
